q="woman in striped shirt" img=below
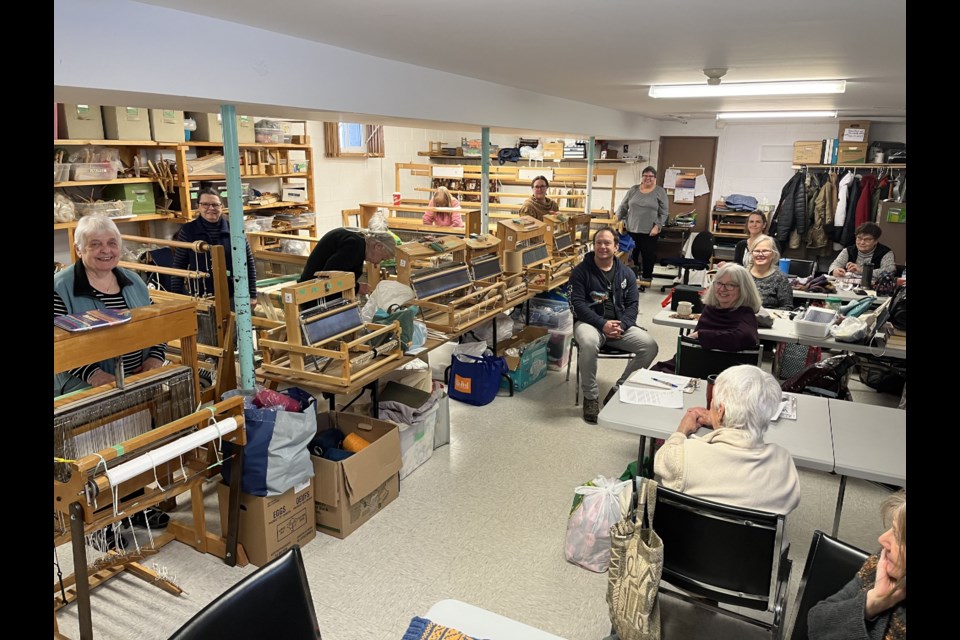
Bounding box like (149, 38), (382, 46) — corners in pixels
(54, 216), (166, 396)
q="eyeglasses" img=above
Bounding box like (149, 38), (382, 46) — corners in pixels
(751, 249), (774, 256)
(198, 202), (222, 209)
(533, 184), (548, 189)
(855, 235), (876, 242)
(642, 174), (656, 178)
(714, 282), (740, 291)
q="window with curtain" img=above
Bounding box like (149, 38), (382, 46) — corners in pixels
(323, 122), (384, 158)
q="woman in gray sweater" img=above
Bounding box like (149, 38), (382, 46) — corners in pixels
(748, 235), (793, 310)
(807, 490), (906, 639)
(617, 166), (668, 288)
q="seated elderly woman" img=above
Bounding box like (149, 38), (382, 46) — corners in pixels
(748, 234), (794, 310)
(688, 263), (762, 351)
(829, 221), (897, 282)
(54, 215), (167, 396)
(808, 490), (906, 639)
(653, 365), (800, 514)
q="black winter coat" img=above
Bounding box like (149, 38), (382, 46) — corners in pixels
(772, 173), (807, 243)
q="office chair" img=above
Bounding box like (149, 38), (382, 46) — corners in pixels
(786, 259), (815, 278)
(565, 337), (634, 406)
(659, 231), (715, 293)
(141, 247), (175, 292)
(814, 254), (835, 276)
(787, 530), (869, 640)
(674, 335), (763, 380)
(654, 486), (791, 638)
(168, 545), (322, 640)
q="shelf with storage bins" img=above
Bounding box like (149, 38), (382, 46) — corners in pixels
(708, 210), (751, 239)
(175, 141), (314, 222)
(53, 139), (186, 262)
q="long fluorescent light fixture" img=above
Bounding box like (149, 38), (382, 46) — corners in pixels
(717, 111), (838, 120)
(649, 80), (846, 98)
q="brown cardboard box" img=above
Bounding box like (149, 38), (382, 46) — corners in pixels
(189, 112), (256, 143)
(838, 120), (871, 144)
(837, 143), (867, 165)
(149, 108), (186, 142)
(217, 479), (316, 567)
(543, 142), (564, 159)
(102, 106), (151, 140)
(312, 412), (402, 539)
(58, 103), (105, 139)
(793, 141), (823, 165)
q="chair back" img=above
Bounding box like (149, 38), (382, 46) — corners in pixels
(659, 590), (774, 640)
(814, 254), (834, 276)
(143, 247), (175, 292)
(168, 545), (321, 640)
(675, 335), (763, 380)
(690, 231), (715, 262)
(788, 530), (869, 640)
(655, 486), (787, 612)
(787, 259), (815, 278)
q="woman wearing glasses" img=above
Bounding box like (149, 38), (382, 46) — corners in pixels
(617, 166), (669, 288)
(171, 187), (257, 309)
(732, 211), (775, 267)
(688, 263), (762, 351)
(518, 175), (559, 221)
(748, 235), (793, 310)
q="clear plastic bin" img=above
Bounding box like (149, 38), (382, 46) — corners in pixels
(74, 200), (134, 218)
(255, 127), (284, 143)
(54, 163), (70, 183)
(71, 163), (118, 181)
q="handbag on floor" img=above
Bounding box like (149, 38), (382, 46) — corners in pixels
(607, 477), (663, 640)
(445, 353), (507, 406)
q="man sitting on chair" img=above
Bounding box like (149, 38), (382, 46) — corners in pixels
(571, 226), (659, 424)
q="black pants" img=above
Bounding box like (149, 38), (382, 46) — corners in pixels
(629, 232), (659, 280)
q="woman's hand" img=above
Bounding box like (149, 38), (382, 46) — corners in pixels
(677, 409), (703, 436)
(87, 369), (116, 387)
(845, 262), (861, 274)
(832, 268), (846, 277)
(865, 549), (906, 618)
(650, 224), (661, 237)
(358, 282), (372, 296)
(140, 357), (165, 372)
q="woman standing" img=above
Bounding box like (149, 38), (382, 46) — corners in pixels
(518, 175), (559, 221)
(748, 235), (794, 310)
(617, 166), (669, 288)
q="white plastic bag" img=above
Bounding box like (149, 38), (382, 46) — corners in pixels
(564, 476), (633, 572)
(360, 281), (415, 322)
(469, 313), (514, 344)
(453, 341), (488, 360)
(830, 315), (872, 343)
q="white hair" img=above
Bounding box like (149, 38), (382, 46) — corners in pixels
(712, 365), (782, 445)
(75, 215), (122, 252)
(701, 263), (762, 312)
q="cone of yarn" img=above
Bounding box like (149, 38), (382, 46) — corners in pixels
(342, 432), (372, 453)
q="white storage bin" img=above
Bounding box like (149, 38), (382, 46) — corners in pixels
(528, 297), (573, 332)
(794, 308), (837, 338)
(54, 163), (70, 183)
(71, 162), (118, 181)
(398, 404), (438, 480)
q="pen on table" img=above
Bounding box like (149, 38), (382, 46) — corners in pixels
(651, 377), (680, 388)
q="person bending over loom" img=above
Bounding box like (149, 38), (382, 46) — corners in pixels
(654, 364), (800, 515)
(421, 186), (463, 227)
(299, 227), (397, 295)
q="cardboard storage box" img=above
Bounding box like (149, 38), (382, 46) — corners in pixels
(837, 144), (867, 165)
(838, 120), (871, 143)
(217, 479), (316, 567)
(149, 108), (185, 142)
(102, 106), (151, 140)
(103, 183), (157, 215)
(58, 103), (104, 139)
(281, 187), (308, 203)
(543, 142), (564, 160)
(190, 112), (256, 143)
(312, 412), (402, 539)
(793, 141), (823, 165)
(498, 326), (550, 391)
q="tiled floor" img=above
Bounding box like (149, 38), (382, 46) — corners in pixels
(54, 276), (902, 639)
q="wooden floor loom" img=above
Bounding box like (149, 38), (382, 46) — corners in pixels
(257, 271), (403, 387)
(497, 217), (570, 291)
(121, 234), (237, 404)
(396, 236), (506, 333)
(464, 234), (528, 305)
(53, 300), (248, 640)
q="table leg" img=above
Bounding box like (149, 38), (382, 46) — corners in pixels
(492, 316), (498, 354)
(369, 381), (379, 418)
(637, 435), (648, 477)
(832, 475), (848, 537)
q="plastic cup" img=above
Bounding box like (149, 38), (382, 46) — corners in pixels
(778, 258), (791, 274)
(392, 192), (401, 205)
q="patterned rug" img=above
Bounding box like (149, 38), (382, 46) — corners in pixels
(400, 616), (485, 640)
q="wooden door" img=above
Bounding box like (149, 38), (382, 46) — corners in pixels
(655, 136), (718, 259)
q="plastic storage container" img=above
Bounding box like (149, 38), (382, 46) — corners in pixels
(54, 163), (71, 183)
(255, 127), (284, 143)
(71, 163), (118, 182)
(793, 307), (837, 338)
(74, 200), (134, 218)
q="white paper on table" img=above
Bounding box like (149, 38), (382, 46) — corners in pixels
(618, 385), (684, 408)
(626, 369), (693, 390)
(694, 174), (711, 197)
(663, 168), (680, 189)
(772, 394), (798, 421)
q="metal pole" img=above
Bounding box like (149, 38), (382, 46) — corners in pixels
(586, 135), (595, 216)
(220, 104), (256, 391)
(481, 127), (490, 234)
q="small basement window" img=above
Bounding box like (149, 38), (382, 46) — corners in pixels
(323, 122), (384, 158)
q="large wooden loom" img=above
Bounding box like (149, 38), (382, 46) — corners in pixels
(257, 271), (403, 387)
(53, 300), (249, 640)
(496, 216), (572, 292)
(120, 234), (237, 403)
(464, 234), (528, 305)
(396, 236), (506, 334)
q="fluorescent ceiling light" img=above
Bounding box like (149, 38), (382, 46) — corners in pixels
(649, 80), (846, 98)
(717, 111), (838, 120)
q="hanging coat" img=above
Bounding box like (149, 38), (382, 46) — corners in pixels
(854, 174), (878, 227)
(771, 172), (807, 244)
(808, 179), (834, 249)
(838, 175), (861, 247)
(832, 172), (855, 246)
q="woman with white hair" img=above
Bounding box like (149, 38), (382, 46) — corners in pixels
(54, 215), (166, 397)
(688, 263), (762, 351)
(653, 364), (801, 514)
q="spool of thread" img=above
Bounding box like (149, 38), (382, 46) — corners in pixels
(505, 250), (523, 274)
(309, 428), (346, 457)
(342, 432), (372, 453)
(322, 447), (354, 462)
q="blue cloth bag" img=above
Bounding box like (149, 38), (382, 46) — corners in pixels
(447, 354), (507, 406)
(221, 387), (317, 496)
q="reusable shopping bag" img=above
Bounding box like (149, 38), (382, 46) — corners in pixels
(564, 476), (633, 572)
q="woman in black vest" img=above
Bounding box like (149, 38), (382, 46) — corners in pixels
(828, 222), (896, 283)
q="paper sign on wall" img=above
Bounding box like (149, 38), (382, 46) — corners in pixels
(432, 166), (464, 178)
(519, 168), (553, 182)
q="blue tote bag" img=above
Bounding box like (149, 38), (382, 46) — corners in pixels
(446, 354), (508, 406)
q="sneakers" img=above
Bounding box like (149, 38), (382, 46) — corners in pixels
(638, 279), (652, 288)
(583, 398), (600, 424)
(603, 385), (619, 406)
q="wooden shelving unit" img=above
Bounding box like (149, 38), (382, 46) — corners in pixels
(790, 162), (906, 170)
(709, 210), (751, 239)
